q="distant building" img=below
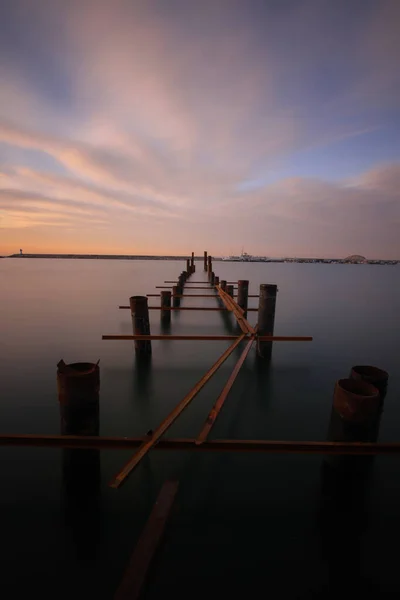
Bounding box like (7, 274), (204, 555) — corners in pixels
(344, 254), (366, 263)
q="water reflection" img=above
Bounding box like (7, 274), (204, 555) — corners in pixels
(61, 403), (101, 559)
(132, 354), (153, 399)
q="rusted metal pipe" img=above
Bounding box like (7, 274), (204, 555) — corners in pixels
(129, 296), (152, 356)
(237, 280), (249, 314)
(257, 284), (277, 358)
(160, 290), (172, 323)
(172, 285), (180, 307)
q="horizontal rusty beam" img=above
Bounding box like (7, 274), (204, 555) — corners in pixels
(102, 335), (312, 342)
(146, 294), (259, 298)
(0, 434), (399, 455)
(118, 306), (258, 311)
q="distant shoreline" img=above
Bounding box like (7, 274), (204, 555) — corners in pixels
(2, 254), (398, 264)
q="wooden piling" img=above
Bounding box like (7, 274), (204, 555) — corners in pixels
(257, 284), (277, 358)
(237, 280), (249, 314)
(204, 251), (208, 271)
(129, 296), (152, 356)
(172, 285), (180, 308)
(160, 290), (172, 322)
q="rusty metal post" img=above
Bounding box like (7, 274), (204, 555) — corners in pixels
(215, 276), (220, 286)
(220, 280), (227, 291)
(208, 255), (212, 275)
(191, 252), (195, 269)
(172, 285), (180, 308)
(350, 365), (389, 401)
(186, 259), (190, 276)
(227, 285), (234, 297)
(210, 272), (215, 286)
(237, 280), (249, 314)
(257, 284), (277, 358)
(161, 290), (172, 323)
(57, 361), (101, 548)
(129, 296), (152, 356)
(325, 378), (382, 475)
(204, 251), (208, 271)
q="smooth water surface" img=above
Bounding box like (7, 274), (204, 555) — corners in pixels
(1, 259), (399, 598)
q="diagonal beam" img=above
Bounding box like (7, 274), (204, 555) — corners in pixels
(109, 334), (247, 488)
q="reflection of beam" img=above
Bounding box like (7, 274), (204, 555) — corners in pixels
(110, 335), (246, 488)
(114, 480), (179, 600)
(2, 434), (400, 455)
(102, 335), (313, 341)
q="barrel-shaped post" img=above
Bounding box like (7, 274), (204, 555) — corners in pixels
(350, 365), (389, 401)
(161, 290), (172, 323)
(227, 285), (234, 297)
(257, 284), (277, 358)
(129, 296), (152, 356)
(237, 280), (249, 314)
(204, 251), (208, 271)
(57, 361), (100, 434)
(220, 280), (227, 291)
(172, 285), (180, 307)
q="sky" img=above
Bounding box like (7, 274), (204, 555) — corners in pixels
(0, 0), (399, 258)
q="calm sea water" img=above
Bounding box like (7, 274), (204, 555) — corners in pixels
(1, 258), (399, 598)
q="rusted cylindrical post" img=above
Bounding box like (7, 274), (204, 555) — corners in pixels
(204, 251), (208, 271)
(161, 290), (172, 323)
(178, 273), (185, 289)
(326, 379), (382, 474)
(210, 271), (215, 286)
(333, 379), (380, 422)
(220, 280), (227, 291)
(186, 258), (190, 276)
(208, 255), (212, 274)
(257, 284), (277, 358)
(58, 361), (101, 539)
(191, 252), (195, 268)
(215, 275), (220, 286)
(57, 361), (100, 435)
(350, 365), (389, 400)
(172, 285), (180, 307)
(237, 280), (249, 314)
(129, 296), (152, 356)
(227, 285), (234, 297)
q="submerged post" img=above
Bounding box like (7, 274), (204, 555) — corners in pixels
(129, 296), (152, 356)
(172, 285), (180, 308)
(237, 280), (249, 314)
(227, 285), (234, 297)
(257, 284), (277, 358)
(220, 280), (227, 291)
(204, 251), (208, 271)
(161, 290), (172, 323)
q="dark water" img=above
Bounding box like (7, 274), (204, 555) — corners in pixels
(1, 259), (399, 598)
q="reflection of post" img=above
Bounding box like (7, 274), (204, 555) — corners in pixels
(257, 284), (277, 359)
(58, 361), (101, 559)
(319, 378), (381, 595)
